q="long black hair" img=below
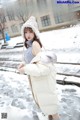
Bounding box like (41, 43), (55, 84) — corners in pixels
(24, 27), (42, 48)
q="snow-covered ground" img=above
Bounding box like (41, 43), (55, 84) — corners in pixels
(0, 70), (80, 120)
(0, 24), (80, 120)
(0, 71), (80, 120)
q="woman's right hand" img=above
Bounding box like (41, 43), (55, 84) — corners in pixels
(18, 63), (25, 69)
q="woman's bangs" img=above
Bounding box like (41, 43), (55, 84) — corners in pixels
(24, 27), (33, 33)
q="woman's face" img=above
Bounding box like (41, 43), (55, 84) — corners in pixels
(24, 28), (35, 41)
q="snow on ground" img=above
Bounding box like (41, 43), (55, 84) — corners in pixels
(40, 24), (80, 49)
(0, 71), (80, 120)
(0, 24), (80, 120)
(0, 71), (40, 120)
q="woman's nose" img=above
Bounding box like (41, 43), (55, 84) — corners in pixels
(27, 33), (30, 37)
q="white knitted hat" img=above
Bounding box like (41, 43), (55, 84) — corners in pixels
(21, 16), (40, 39)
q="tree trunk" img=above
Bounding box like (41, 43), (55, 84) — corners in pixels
(2, 30), (6, 43)
(0, 24), (6, 43)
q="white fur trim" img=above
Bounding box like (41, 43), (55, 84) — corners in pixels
(40, 50), (57, 63)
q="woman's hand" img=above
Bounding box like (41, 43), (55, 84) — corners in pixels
(18, 63), (25, 69)
(17, 63), (25, 74)
(18, 67), (25, 74)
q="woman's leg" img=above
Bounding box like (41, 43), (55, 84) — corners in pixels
(48, 115), (53, 120)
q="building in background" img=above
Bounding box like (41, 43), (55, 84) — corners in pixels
(0, 0), (80, 40)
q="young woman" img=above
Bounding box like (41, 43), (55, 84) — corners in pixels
(18, 16), (59, 120)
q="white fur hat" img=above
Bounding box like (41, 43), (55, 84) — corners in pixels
(21, 16), (40, 39)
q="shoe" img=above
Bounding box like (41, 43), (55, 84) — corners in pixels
(48, 115), (53, 120)
(48, 115), (60, 120)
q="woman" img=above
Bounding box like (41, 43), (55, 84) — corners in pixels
(18, 16), (59, 120)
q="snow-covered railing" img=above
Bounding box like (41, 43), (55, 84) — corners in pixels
(1, 42), (23, 49)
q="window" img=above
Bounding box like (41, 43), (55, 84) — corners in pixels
(11, 25), (18, 33)
(55, 15), (63, 24)
(25, 0), (33, 12)
(41, 15), (51, 27)
(37, 0), (47, 12)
